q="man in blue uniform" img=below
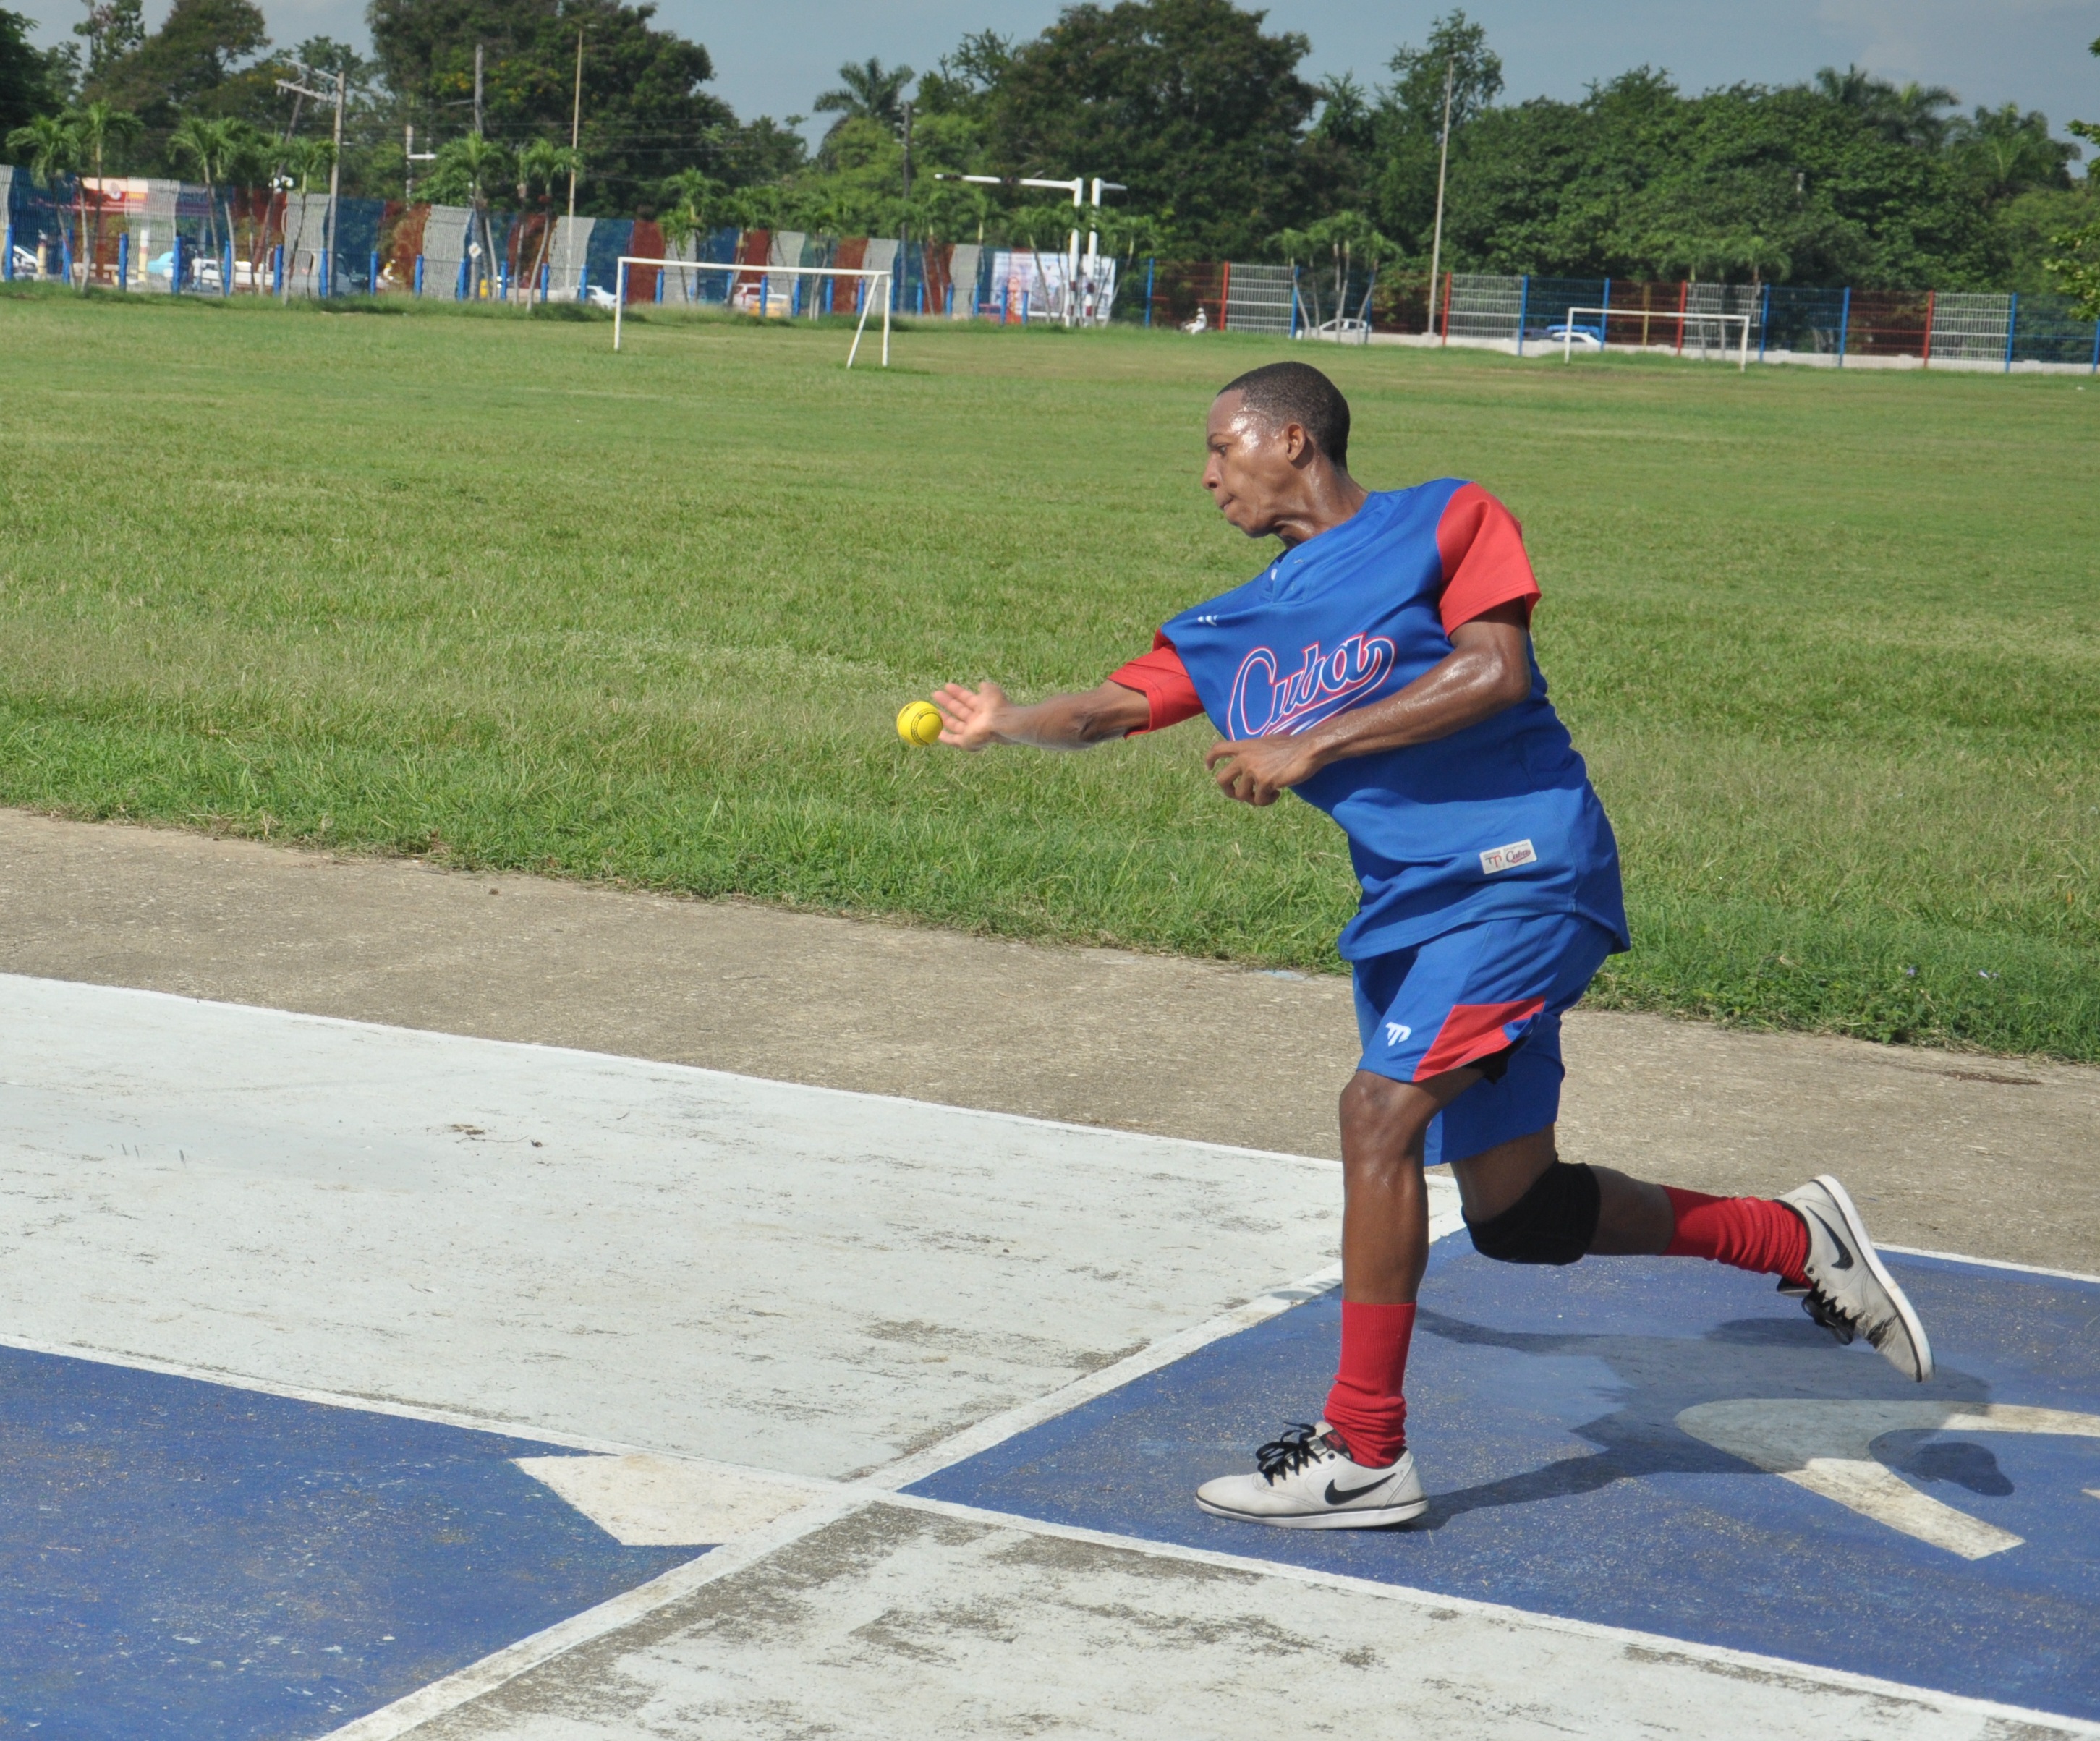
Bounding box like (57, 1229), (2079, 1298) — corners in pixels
(927, 360), (1930, 1530)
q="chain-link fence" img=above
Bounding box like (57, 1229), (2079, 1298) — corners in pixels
(8, 168), (2096, 373)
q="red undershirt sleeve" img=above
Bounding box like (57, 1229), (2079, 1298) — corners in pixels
(1107, 633), (1207, 734)
(1437, 482), (1542, 634)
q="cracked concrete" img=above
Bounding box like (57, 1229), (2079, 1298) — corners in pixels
(3, 808), (2094, 1270)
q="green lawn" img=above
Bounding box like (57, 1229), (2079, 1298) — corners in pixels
(2, 287), (2094, 1058)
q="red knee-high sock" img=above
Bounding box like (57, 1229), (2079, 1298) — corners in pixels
(1323, 1301), (1416, 1468)
(1662, 1187), (1809, 1286)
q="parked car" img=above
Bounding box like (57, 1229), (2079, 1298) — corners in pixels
(1304, 316), (1372, 344)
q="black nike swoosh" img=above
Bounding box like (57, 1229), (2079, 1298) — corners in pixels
(1325, 1474), (1396, 1504)
(1806, 1210), (1854, 1269)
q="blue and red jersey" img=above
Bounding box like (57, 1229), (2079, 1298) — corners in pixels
(1110, 480), (1627, 960)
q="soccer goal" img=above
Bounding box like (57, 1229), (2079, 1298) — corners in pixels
(611, 257), (895, 367)
(1557, 305), (1752, 370)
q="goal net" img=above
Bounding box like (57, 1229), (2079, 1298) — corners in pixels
(611, 257), (896, 367)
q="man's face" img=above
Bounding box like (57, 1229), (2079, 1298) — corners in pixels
(1202, 391), (1308, 538)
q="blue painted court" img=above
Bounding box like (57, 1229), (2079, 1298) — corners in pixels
(10, 979), (2099, 1737)
(0, 1349), (698, 1740)
(913, 1243), (2100, 1722)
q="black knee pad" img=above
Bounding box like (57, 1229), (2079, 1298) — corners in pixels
(1466, 1162), (1599, 1266)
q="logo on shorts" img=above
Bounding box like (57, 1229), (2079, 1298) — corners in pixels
(1385, 1023), (1411, 1046)
(1479, 839), (1538, 875)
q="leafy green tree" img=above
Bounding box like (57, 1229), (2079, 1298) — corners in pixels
(72, 0), (142, 85)
(813, 56), (912, 141)
(916, 31), (1009, 122)
(85, 0), (275, 166)
(1813, 66), (1959, 150)
(514, 135), (575, 302)
(2045, 38), (2100, 316)
(1, 8), (75, 135)
(1361, 10), (1502, 249)
(982, 0), (1317, 257)
(428, 129), (508, 294)
(1950, 102), (2077, 203)
(74, 97), (140, 273)
(367, 0), (740, 212)
(7, 108), (85, 283)
(169, 110), (238, 258)
(658, 163), (723, 237)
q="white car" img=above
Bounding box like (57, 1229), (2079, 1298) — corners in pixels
(1305, 316), (1372, 344)
(1542, 322), (1604, 351)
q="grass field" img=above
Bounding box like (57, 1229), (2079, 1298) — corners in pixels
(1, 286), (2094, 1059)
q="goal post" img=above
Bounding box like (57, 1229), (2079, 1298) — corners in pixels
(611, 257), (895, 367)
(1557, 305), (1752, 370)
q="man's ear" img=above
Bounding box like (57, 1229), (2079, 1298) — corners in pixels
(1284, 422), (1315, 467)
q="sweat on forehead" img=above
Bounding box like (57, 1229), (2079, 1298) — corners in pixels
(1216, 361), (1351, 470)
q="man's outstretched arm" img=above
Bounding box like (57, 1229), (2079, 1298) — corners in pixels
(931, 679), (1152, 751)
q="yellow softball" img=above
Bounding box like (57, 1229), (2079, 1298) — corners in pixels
(896, 700), (944, 746)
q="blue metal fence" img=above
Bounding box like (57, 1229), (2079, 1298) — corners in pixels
(7, 166), (2098, 371)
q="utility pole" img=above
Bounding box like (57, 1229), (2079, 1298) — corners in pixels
(473, 41), (484, 135)
(566, 27), (584, 220)
(327, 60), (344, 294)
(899, 99), (911, 316)
(1426, 56), (1455, 339)
(275, 61), (345, 300)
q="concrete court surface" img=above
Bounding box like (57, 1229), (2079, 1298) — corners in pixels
(3, 808), (2099, 1272)
(8, 975), (2100, 1740)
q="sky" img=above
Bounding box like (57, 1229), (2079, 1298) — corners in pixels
(19, 0), (2100, 152)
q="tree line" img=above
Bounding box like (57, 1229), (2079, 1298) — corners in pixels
(2, 0), (2095, 307)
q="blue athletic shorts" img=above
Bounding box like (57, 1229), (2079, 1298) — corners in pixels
(1351, 912), (1618, 1168)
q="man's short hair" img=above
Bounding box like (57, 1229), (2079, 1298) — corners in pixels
(1217, 361), (1351, 469)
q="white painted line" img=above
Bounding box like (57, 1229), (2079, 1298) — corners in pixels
(867, 1261), (1342, 1491)
(1882, 1243), (2100, 1287)
(513, 1454), (818, 1546)
(0, 1332), (689, 1458)
(320, 1488), (870, 1741)
(874, 1489), (2100, 1737)
(315, 1255), (1364, 1740)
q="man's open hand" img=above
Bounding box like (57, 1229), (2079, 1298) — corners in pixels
(1204, 734), (1319, 806)
(931, 681), (1011, 750)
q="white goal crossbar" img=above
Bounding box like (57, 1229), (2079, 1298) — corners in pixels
(612, 257), (895, 367)
(1559, 305), (1752, 371)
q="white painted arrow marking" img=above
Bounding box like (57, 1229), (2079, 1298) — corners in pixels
(1676, 1400), (2100, 1559)
(516, 1454), (818, 1546)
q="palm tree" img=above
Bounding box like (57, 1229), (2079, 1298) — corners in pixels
(658, 167), (725, 305)
(73, 101), (141, 284)
(814, 58), (914, 135)
(1812, 65), (1958, 150)
(7, 113), (84, 286)
(223, 122), (273, 290)
(435, 132), (509, 297)
(170, 115), (241, 268)
(273, 135), (335, 297)
(1884, 81), (1960, 151)
(514, 137), (570, 305)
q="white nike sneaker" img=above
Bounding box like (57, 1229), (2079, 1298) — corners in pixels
(1780, 1175), (1934, 1382)
(1195, 1421), (1428, 1529)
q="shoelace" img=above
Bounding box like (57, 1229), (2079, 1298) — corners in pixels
(1778, 1279), (1858, 1345)
(1254, 1421), (1333, 1483)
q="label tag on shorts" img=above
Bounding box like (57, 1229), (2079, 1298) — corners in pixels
(1479, 839), (1537, 875)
